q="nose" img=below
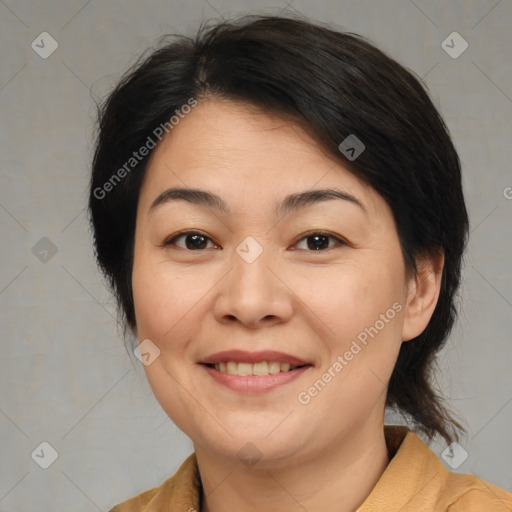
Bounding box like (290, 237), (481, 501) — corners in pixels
(213, 241), (294, 329)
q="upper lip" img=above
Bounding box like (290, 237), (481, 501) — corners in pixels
(198, 350), (311, 366)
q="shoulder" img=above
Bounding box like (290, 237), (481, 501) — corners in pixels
(108, 453), (200, 512)
(405, 429), (512, 510)
(360, 426), (512, 511)
(403, 429), (512, 510)
(108, 486), (160, 512)
(440, 471), (512, 511)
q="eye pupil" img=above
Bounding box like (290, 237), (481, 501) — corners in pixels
(308, 234), (329, 250)
(186, 234), (207, 250)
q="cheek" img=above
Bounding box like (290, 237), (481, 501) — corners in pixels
(296, 270), (404, 427)
(132, 254), (192, 345)
(305, 262), (401, 339)
(308, 258), (405, 385)
(131, 256), (213, 432)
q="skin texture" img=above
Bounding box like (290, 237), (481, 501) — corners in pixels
(131, 98), (444, 512)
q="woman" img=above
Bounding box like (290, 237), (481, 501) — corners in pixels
(88, 14), (512, 512)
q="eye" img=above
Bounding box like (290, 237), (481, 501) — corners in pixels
(162, 230), (347, 252)
(163, 231), (219, 250)
(293, 231), (346, 251)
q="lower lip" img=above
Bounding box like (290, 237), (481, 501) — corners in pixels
(201, 364), (311, 393)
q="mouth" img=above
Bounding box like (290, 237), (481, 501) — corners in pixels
(197, 350), (313, 393)
(203, 361), (311, 376)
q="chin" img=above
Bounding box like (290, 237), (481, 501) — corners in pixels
(192, 423), (313, 468)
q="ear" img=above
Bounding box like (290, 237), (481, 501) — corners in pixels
(401, 249), (444, 342)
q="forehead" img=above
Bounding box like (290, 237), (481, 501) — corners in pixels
(149, 99), (330, 169)
(139, 98), (380, 217)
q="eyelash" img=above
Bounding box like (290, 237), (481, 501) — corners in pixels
(162, 230), (348, 252)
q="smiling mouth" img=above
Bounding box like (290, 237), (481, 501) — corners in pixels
(204, 361), (311, 376)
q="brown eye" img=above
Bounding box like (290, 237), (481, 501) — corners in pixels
(164, 231), (217, 250)
(293, 231), (346, 251)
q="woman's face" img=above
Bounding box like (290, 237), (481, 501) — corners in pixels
(132, 98), (423, 466)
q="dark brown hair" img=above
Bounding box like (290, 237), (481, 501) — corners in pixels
(88, 14), (469, 445)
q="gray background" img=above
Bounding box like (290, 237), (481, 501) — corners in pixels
(1, 0), (511, 510)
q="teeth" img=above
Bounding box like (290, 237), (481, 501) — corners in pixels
(213, 361), (301, 376)
(252, 362), (268, 376)
(237, 362), (253, 376)
(268, 362), (281, 374)
(226, 362), (238, 375)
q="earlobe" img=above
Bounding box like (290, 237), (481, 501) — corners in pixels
(401, 249), (445, 342)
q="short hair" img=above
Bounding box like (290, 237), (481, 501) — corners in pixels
(88, 14), (469, 445)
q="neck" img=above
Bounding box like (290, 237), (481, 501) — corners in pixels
(196, 421), (390, 512)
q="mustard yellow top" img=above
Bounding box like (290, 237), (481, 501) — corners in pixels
(109, 425), (512, 511)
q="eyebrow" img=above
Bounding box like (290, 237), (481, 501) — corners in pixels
(148, 186), (367, 218)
